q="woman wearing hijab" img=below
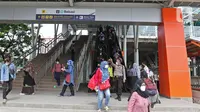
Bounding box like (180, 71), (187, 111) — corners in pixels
(60, 60), (75, 96)
(128, 79), (150, 112)
(127, 63), (140, 92)
(142, 73), (161, 108)
(20, 62), (36, 95)
(88, 61), (111, 112)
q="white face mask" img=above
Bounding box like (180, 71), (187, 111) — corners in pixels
(105, 65), (109, 68)
(56, 62), (59, 64)
(5, 63), (9, 65)
(140, 86), (146, 91)
(116, 62), (118, 65)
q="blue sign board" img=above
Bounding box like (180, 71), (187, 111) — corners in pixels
(36, 14), (95, 21)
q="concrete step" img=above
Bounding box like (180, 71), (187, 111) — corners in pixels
(0, 107), (127, 112)
(36, 87), (63, 91)
(0, 102), (199, 112)
(38, 84), (63, 88)
(0, 90), (199, 112)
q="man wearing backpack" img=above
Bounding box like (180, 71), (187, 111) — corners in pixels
(52, 59), (64, 87)
(1, 54), (16, 104)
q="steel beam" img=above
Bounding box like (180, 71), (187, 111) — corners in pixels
(69, 0), (74, 7)
(70, 24), (77, 31)
(168, 0), (176, 7)
(0, 2), (162, 8)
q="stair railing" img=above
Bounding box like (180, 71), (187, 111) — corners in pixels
(19, 31), (70, 61)
(75, 34), (93, 91)
(33, 33), (73, 88)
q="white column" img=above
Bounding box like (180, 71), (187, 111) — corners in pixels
(31, 24), (36, 60)
(193, 57), (197, 76)
(133, 25), (139, 65)
(54, 24), (57, 45)
(123, 25), (127, 66)
(118, 25), (122, 49)
(54, 24), (59, 45)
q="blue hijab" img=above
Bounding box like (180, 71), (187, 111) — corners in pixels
(100, 61), (109, 82)
(63, 60), (74, 86)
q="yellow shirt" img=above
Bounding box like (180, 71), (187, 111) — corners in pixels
(108, 67), (113, 78)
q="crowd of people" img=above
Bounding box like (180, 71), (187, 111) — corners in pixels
(0, 26), (161, 112)
(88, 58), (161, 112)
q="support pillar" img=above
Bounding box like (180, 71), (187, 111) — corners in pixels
(192, 57), (197, 76)
(118, 25), (122, 49)
(155, 52), (158, 67)
(54, 24), (59, 45)
(123, 25), (127, 66)
(31, 24), (36, 60)
(158, 8), (192, 99)
(133, 25), (139, 65)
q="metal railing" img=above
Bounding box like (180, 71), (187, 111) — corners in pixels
(17, 31), (70, 62)
(74, 33), (93, 91)
(34, 34), (76, 88)
(123, 26), (200, 40)
(40, 32), (71, 54)
(184, 26), (200, 39)
(31, 32), (73, 87)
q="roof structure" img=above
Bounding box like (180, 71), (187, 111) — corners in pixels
(0, 0), (198, 7)
(186, 39), (200, 57)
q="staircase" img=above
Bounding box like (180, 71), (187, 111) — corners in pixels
(36, 35), (89, 91)
(13, 31), (74, 90)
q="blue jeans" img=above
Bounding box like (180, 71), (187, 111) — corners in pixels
(98, 88), (111, 109)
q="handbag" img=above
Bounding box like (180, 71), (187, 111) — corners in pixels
(88, 75), (96, 90)
(99, 79), (111, 91)
(65, 74), (70, 83)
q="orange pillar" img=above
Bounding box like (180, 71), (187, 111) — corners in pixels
(158, 8), (192, 98)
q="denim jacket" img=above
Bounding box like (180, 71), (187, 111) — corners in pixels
(0, 63), (16, 82)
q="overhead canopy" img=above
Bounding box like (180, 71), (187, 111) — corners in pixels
(186, 39), (200, 57)
(0, 0), (199, 7)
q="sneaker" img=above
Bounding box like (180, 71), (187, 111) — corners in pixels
(118, 97), (121, 101)
(97, 109), (101, 112)
(115, 96), (119, 100)
(157, 100), (161, 104)
(58, 94), (64, 97)
(20, 93), (25, 95)
(69, 94), (75, 96)
(104, 106), (109, 111)
(2, 99), (7, 104)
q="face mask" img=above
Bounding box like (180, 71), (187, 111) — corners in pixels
(56, 62), (59, 64)
(5, 63), (9, 65)
(140, 86), (146, 91)
(116, 62), (118, 65)
(105, 65), (109, 68)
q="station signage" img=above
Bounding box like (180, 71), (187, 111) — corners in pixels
(36, 8), (96, 21)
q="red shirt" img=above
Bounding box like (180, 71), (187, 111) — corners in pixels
(52, 64), (64, 73)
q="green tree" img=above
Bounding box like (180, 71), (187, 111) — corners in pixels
(0, 24), (32, 65)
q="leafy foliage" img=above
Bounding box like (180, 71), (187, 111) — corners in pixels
(0, 24), (32, 65)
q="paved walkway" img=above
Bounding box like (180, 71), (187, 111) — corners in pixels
(0, 89), (199, 112)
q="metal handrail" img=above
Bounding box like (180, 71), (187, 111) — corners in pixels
(75, 34), (93, 91)
(35, 34), (75, 88)
(20, 31), (70, 59)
